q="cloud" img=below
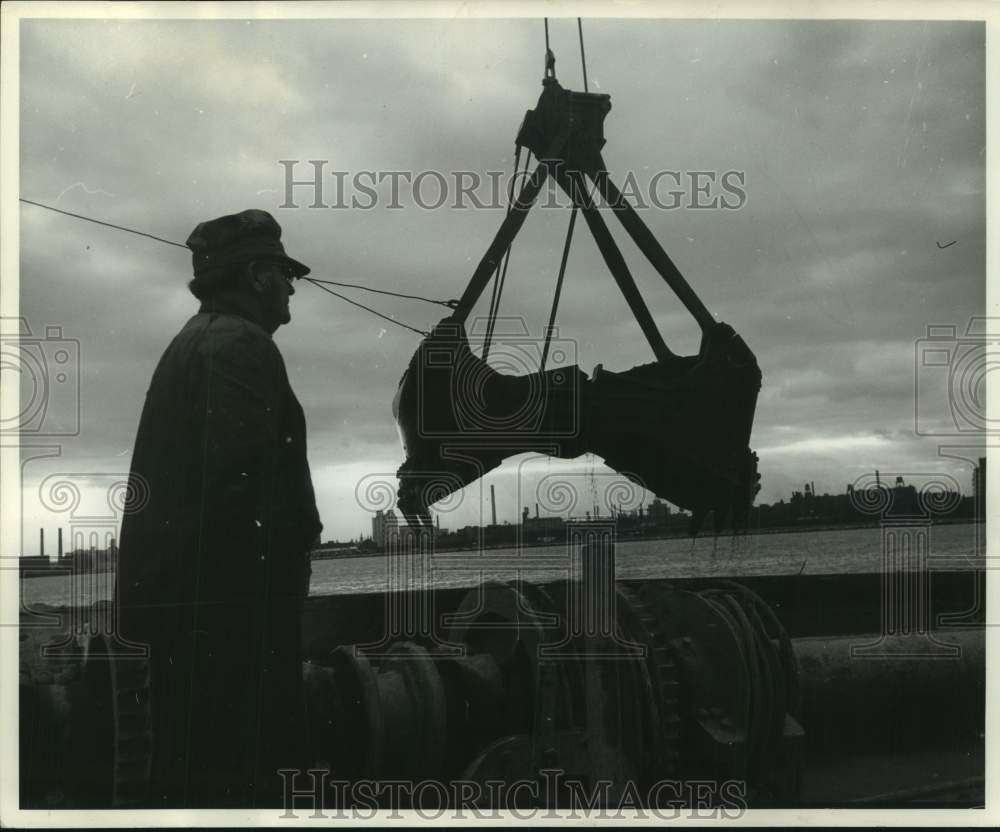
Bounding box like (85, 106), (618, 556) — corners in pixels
(16, 18), (985, 543)
(758, 432), (891, 456)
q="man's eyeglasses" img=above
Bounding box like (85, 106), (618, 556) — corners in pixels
(251, 260), (298, 284)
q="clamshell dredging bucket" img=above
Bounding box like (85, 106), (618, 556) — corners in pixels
(393, 318), (760, 530)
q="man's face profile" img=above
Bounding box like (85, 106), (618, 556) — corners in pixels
(250, 259), (297, 328)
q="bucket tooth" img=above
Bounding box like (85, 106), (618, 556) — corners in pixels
(713, 505), (733, 535)
(689, 509), (708, 538)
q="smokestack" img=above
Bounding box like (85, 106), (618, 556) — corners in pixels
(535, 503), (539, 519)
(875, 470), (881, 488)
(490, 484), (497, 526)
(57, 528), (63, 560)
(812, 481), (816, 496)
(39, 528), (44, 558)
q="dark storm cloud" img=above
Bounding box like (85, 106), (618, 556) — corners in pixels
(17, 17), (985, 540)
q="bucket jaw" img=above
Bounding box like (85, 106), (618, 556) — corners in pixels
(393, 317), (760, 534)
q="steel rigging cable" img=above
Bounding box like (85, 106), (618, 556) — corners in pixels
(482, 144), (528, 361)
(19, 197), (190, 250)
(486, 17), (589, 371)
(17, 197), (445, 336)
(21, 20), (595, 343)
(305, 277), (457, 309)
(303, 279), (431, 336)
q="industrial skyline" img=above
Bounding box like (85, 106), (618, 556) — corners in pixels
(21, 459), (986, 561)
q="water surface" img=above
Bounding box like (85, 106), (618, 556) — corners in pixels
(20, 522), (986, 609)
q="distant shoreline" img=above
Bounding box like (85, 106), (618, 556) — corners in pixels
(311, 517), (984, 560)
(17, 517), (984, 575)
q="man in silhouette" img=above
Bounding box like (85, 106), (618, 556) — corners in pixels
(117, 209), (322, 807)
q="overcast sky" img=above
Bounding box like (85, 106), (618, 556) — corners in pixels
(15, 16), (985, 549)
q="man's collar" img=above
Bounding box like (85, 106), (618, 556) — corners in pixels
(198, 292), (273, 334)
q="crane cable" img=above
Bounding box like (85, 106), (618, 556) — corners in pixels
(541, 18), (588, 370)
(20, 22), (594, 345)
(482, 17), (590, 368)
(17, 197), (444, 336)
(305, 277), (457, 309)
(19, 197), (189, 250)
(482, 144), (528, 360)
(303, 279), (430, 336)
(541, 205), (577, 371)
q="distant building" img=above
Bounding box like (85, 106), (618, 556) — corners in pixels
(18, 553), (50, 573)
(372, 509), (399, 547)
(371, 508), (432, 549)
(647, 499), (670, 525)
(889, 475), (918, 516)
(521, 506), (565, 542)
